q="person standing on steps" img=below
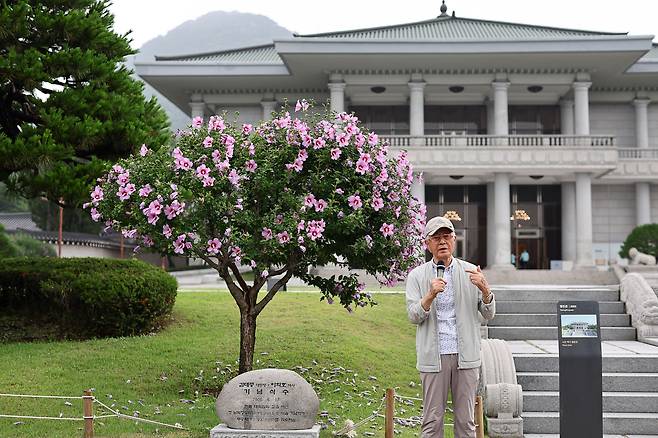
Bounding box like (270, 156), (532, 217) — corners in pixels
(406, 216), (496, 438)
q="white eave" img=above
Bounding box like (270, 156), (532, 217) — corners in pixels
(134, 62), (290, 77)
(627, 59), (658, 74)
(273, 34), (654, 55)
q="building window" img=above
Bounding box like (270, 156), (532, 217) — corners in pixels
(509, 106), (560, 135)
(425, 106), (486, 135)
(349, 106), (409, 135)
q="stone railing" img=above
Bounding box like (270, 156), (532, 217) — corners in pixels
(479, 339), (523, 438)
(380, 134), (616, 148)
(620, 273), (658, 343)
(606, 148), (658, 179)
(618, 148), (658, 159)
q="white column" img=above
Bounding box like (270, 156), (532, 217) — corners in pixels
(493, 173), (513, 269)
(573, 82), (592, 136)
(560, 99), (575, 135)
(411, 174), (426, 220)
(261, 100), (278, 121)
(409, 81), (426, 138)
(328, 82), (346, 113)
(487, 182), (495, 267)
(633, 98), (650, 148)
(561, 182), (577, 263)
(575, 172), (595, 269)
(636, 182), (651, 226)
(633, 99), (652, 226)
(189, 101), (205, 120)
(491, 82), (510, 136)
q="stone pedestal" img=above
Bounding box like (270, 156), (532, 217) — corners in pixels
(210, 424), (321, 438)
(487, 417), (524, 437)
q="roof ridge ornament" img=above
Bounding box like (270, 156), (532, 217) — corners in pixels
(439, 0), (448, 17)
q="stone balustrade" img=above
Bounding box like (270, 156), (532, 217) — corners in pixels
(384, 141), (617, 175)
(479, 339), (524, 438)
(380, 134), (615, 148)
(620, 273), (658, 342)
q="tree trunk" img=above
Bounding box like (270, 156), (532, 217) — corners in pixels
(238, 308), (257, 374)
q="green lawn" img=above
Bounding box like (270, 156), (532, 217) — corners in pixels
(0, 291), (458, 438)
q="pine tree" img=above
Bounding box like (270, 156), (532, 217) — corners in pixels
(0, 0), (170, 207)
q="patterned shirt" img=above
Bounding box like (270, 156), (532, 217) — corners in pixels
(432, 259), (458, 354)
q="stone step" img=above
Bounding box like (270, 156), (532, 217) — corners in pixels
(524, 391), (658, 413)
(490, 313), (630, 327)
(514, 355), (658, 373)
(495, 300), (626, 314)
(523, 411), (658, 435)
(489, 326), (636, 341)
(491, 288), (619, 301)
(514, 354), (658, 373)
(517, 372), (658, 392)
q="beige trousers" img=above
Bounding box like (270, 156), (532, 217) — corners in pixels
(420, 354), (480, 438)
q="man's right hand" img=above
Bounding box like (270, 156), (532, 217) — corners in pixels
(421, 278), (446, 311)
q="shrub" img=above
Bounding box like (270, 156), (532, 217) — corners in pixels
(619, 223), (658, 259)
(0, 257), (178, 339)
(0, 224), (18, 258)
(10, 233), (56, 257)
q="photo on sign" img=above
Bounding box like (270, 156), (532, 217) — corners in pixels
(560, 314), (598, 338)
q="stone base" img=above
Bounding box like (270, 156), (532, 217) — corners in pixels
(486, 417), (523, 438)
(210, 424), (321, 438)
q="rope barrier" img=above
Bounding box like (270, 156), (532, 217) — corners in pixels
(0, 414), (83, 421)
(0, 392), (187, 431)
(394, 394), (423, 402)
(394, 394), (452, 404)
(94, 399), (187, 430)
(332, 396), (386, 436)
(0, 393), (82, 400)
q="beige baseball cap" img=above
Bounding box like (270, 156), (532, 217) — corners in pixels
(423, 216), (455, 238)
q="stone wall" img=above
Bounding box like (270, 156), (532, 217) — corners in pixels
(591, 184), (636, 264)
(590, 103), (636, 148)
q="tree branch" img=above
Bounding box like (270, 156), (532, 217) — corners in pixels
(229, 262), (250, 292)
(198, 253), (247, 311)
(255, 269), (293, 315)
(269, 264), (290, 277)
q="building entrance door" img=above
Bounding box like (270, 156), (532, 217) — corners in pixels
(513, 237), (542, 269)
(511, 185), (561, 269)
(424, 185), (487, 266)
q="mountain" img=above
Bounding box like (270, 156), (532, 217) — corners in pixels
(128, 11), (292, 130)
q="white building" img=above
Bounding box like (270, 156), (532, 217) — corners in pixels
(135, 3), (658, 270)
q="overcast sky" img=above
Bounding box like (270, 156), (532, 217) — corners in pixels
(109, 0), (658, 49)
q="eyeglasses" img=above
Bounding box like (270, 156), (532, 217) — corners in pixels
(429, 233), (454, 242)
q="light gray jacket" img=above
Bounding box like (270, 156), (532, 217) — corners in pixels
(406, 258), (496, 372)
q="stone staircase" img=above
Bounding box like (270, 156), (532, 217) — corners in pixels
(489, 286), (635, 341)
(488, 284), (658, 436)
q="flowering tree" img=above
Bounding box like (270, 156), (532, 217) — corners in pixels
(89, 101), (426, 373)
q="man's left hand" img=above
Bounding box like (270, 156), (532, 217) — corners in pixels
(465, 265), (492, 303)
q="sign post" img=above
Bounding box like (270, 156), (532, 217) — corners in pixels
(557, 301), (603, 437)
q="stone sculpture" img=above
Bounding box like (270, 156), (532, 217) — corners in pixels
(629, 247), (657, 265)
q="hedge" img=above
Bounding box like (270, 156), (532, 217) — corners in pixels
(0, 257), (178, 339)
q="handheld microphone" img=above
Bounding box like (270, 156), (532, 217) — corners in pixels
(436, 262), (445, 279)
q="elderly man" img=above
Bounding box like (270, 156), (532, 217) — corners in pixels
(406, 216), (495, 438)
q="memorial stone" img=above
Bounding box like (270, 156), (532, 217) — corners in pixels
(215, 368), (319, 432)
